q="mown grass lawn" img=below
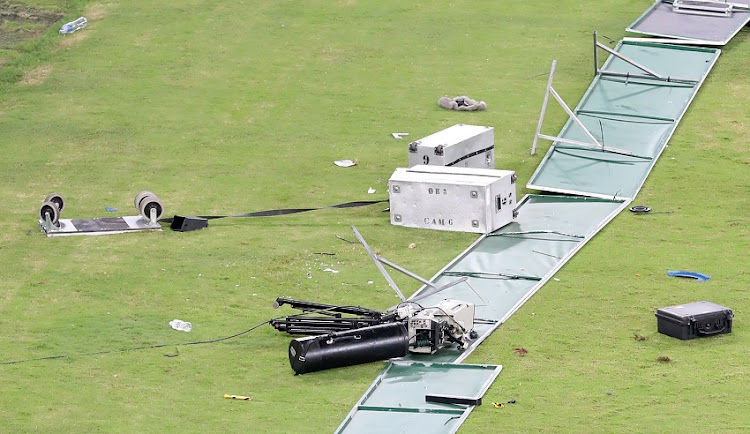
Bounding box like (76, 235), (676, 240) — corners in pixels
(1, 0), (748, 432)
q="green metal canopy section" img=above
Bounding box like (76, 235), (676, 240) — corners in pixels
(335, 362), (502, 434)
(403, 194), (629, 363)
(527, 41), (720, 199)
(337, 195), (627, 432)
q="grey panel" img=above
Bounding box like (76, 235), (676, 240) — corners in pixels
(627, 1), (750, 45)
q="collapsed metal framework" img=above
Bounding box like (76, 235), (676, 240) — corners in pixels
(527, 38), (719, 200)
(338, 1), (743, 429)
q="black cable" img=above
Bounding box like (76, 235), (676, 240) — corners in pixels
(159, 199), (389, 224)
(1, 319), (272, 365)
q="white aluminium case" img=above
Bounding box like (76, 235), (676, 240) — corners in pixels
(388, 165), (517, 234)
(407, 124), (494, 169)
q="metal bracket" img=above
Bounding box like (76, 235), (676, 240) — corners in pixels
(149, 206), (158, 226)
(40, 212), (57, 233)
(351, 226), (406, 302)
(593, 31), (698, 84)
(531, 59), (632, 156)
(672, 0), (734, 17)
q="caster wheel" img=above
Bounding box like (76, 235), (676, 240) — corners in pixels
(139, 195), (163, 220)
(39, 201), (60, 225)
(134, 190), (154, 209)
(44, 193), (65, 213)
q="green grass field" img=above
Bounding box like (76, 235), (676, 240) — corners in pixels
(1, 0), (748, 432)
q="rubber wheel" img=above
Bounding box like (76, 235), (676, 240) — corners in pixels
(39, 201), (60, 225)
(44, 193), (65, 213)
(139, 196), (163, 220)
(134, 190), (154, 209)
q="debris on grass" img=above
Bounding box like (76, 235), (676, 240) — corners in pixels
(224, 394), (253, 401)
(513, 347), (528, 357)
(169, 319), (192, 332)
(633, 334), (646, 341)
(335, 235), (356, 244)
(629, 205), (651, 214)
(334, 159), (356, 167)
(657, 356), (672, 363)
(667, 270), (710, 281)
(438, 95), (487, 111)
(408, 243), (417, 249)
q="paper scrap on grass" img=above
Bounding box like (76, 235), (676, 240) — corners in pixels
(334, 160), (357, 167)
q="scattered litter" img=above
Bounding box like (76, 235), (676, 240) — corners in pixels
(630, 205), (673, 215)
(667, 270), (710, 281)
(513, 347), (528, 356)
(438, 95), (487, 111)
(169, 319), (192, 332)
(224, 394), (252, 401)
(391, 133), (409, 139)
(105, 207), (117, 212)
(323, 268), (339, 274)
(606, 391), (613, 395)
(553, 278), (560, 281)
(336, 235), (356, 244)
(657, 356), (672, 363)
(633, 334), (646, 341)
(163, 348), (179, 357)
(408, 243), (417, 249)
(367, 187), (376, 194)
(367, 280), (374, 285)
(252, 293), (258, 296)
(314, 252), (336, 256)
(59, 16), (87, 34)
(492, 399), (516, 408)
(629, 205), (651, 213)
(334, 160), (357, 167)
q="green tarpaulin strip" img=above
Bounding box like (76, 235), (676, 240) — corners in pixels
(336, 362), (502, 434)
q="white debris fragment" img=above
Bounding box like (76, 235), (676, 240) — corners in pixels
(368, 187), (376, 194)
(323, 268), (340, 274)
(334, 159), (357, 167)
(169, 319), (192, 332)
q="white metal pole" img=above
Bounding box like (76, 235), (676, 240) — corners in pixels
(531, 60), (557, 155)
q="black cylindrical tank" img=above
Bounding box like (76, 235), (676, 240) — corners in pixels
(288, 322), (409, 375)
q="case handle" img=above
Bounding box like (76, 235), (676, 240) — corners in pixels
(696, 323), (726, 335)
